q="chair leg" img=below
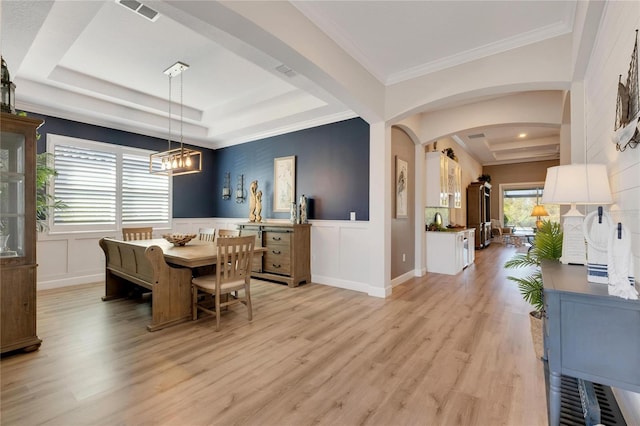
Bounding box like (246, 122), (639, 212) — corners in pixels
(215, 292), (221, 332)
(245, 283), (252, 321)
(191, 286), (198, 321)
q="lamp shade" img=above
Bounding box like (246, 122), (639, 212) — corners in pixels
(530, 205), (549, 217)
(542, 164), (613, 205)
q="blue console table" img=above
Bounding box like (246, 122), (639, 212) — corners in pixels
(542, 260), (640, 425)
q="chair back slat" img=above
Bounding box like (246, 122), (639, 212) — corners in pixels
(217, 229), (239, 238)
(216, 235), (255, 288)
(198, 227), (216, 242)
(122, 227), (153, 241)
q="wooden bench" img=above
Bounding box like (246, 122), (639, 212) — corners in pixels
(99, 237), (192, 332)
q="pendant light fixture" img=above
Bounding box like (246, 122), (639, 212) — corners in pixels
(150, 61), (202, 176)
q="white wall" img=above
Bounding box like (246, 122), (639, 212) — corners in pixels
(386, 35), (572, 121)
(582, 1), (640, 421)
(584, 1), (640, 285)
(37, 218), (381, 295)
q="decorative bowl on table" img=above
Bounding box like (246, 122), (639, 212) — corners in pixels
(162, 233), (197, 246)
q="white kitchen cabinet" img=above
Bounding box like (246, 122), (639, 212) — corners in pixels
(450, 160), (462, 209)
(466, 229), (475, 265)
(425, 151), (461, 208)
(426, 229), (474, 275)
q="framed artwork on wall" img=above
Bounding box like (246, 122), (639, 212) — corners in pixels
(274, 155), (296, 212)
(396, 156), (408, 218)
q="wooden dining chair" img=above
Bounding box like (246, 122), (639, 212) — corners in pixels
(217, 229), (239, 237)
(198, 227), (216, 242)
(122, 227), (153, 241)
(191, 235), (255, 331)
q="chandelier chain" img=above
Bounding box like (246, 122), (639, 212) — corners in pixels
(167, 73), (172, 150)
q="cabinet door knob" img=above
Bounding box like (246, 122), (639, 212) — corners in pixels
(272, 264), (281, 268)
(272, 236), (281, 241)
(272, 250), (281, 254)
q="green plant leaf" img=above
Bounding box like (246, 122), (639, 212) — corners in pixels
(507, 271), (544, 312)
(504, 219), (562, 312)
(36, 152), (66, 232)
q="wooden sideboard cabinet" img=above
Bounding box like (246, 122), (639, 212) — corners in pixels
(542, 260), (640, 426)
(238, 222), (311, 287)
(1, 112), (43, 354)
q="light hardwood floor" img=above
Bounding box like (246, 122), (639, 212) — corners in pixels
(1, 243), (547, 425)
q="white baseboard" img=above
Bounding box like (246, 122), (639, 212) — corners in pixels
(368, 285), (391, 298)
(38, 273), (103, 291)
(311, 274), (390, 298)
(391, 270), (415, 288)
(312, 274), (370, 294)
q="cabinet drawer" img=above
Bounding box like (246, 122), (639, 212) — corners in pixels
(264, 250), (291, 274)
(263, 231), (291, 247)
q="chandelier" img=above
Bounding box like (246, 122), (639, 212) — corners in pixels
(150, 61), (202, 176)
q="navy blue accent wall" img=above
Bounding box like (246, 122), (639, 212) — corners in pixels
(29, 113), (216, 218)
(28, 113), (369, 220)
(214, 118), (369, 221)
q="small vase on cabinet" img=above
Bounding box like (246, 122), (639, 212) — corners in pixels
(290, 202), (297, 224)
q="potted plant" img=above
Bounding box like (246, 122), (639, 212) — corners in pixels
(442, 147), (457, 161)
(504, 220), (562, 358)
(36, 152), (65, 232)
(478, 174), (491, 184)
(16, 112), (65, 232)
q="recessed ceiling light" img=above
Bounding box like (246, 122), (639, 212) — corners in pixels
(519, 133), (527, 138)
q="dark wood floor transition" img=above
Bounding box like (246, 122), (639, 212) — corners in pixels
(1, 243), (546, 425)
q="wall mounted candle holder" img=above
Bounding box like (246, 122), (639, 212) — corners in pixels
(222, 172), (231, 200)
(236, 174), (246, 203)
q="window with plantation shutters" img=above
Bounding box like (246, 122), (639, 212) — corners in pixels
(52, 143), (117, 226)
(47, 134), (171, 233)
(122, 153), (169, 224)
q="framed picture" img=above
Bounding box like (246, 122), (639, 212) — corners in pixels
(396, 156), (408, 218)
(273, 155), (296, 212)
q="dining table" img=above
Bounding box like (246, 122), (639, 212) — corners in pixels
(124, 238), (267, 268)
(99, 237), (265, 331)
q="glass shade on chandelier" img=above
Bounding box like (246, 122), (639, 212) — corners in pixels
(149, 61), (202, 176)
(150, 146), (201, 175)
(542, 164), (612, 265)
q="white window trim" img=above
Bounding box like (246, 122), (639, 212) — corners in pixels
(46, 133), (172, 234)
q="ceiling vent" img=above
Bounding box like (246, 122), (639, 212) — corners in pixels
(468, 133), (485, 139)
(276, 64), (297, 78)
(117, 0), (159, 22)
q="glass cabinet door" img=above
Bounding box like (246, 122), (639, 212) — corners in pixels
(0, 131), (26, 257)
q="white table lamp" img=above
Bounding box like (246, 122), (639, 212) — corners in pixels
(542, 164), (612, 265)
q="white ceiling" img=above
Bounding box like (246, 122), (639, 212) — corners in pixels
(1, 0), (575, 164)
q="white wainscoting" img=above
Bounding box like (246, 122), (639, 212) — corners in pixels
(36, 218), (390, 297)
(583, 2), (640, 419)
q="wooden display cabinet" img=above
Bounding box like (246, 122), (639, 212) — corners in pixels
(467, 181), (491, 249)
(1, 112), (43, 354)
